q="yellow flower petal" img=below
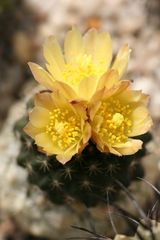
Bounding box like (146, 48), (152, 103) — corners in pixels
(28, 62), (54, 90)
(35, 92), (55, 111)
(120, 90), (149, 104)
(43, 36), (65, 71)
(95, 32), (112, 69)
(29, 28), (132, 101)
(129, 106), (153, 137)
(78, 76), (98, 101)
(112, 44), (131, 79)
(35, 132), (61, 155)
(45, 62), (64, 81)
(96, 69), (119, 91)
(24, 91), (91, 164)
(29, 107), (50, 128)
(89, 82), (152, 156)
(112, 139), (143, 156)
(48, 80), (78, 101)
(83, 28), (98, 57)
(24, 122), (42, 138)
(64, 27), (83, 63)
(84, 29), (112, 69)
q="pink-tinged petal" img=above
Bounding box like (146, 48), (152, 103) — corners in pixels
(64, 27), (83, 63)
(129, 106), (153, 137)
(43, 36), (65, 70)
(23, 122), (42, 138)
(96, 69), (119, 91)
(113, 139), (143, 155)
(112, 44), (131, 79)
(29, 107), (50, 128)
(28, 62), (54, 90)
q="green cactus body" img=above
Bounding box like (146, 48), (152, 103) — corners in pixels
(14, 110), (151, 208)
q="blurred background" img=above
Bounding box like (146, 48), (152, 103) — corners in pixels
(0, 0), (160, 239)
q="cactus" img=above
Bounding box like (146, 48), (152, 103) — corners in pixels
(14, 102), (151, 208)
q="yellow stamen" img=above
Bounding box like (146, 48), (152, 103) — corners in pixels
(46, 108), (81, 150)
(63, 54), (106, 86)
(96, 98), (132, 145)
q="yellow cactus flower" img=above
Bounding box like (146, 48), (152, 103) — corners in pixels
(89, 81), (152, 156)
(24, 91), (91, 164)
(28, 27), (130, 101)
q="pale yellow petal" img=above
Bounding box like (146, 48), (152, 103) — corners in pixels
(91, 130), (109, 153)
(108, 145), (122, 156)
(71, 101), (87, 120)
(43, 36), (65, 70)
(88, 100), (102, 121)
(29, 107), (50, 128)
(82, 122), (91, 144)
(43, 36), (65, 80)
(35, 132), (59, 154)
(56, 143), (79, 164)
(119, 90), (149, 104)
(49, 80), (78, 101)
(56, 154), (73, 164)
(113, 139), (143, 155)
(95, 80), (130, 102)
(78, 76), (98, 101)
(50, 91), (76, 113)
(23, 122), (42, 138)
(96, 69), (119, 91)
(28, 62), (54, 90)
(34, 92), (55, 111)
(56, 127), (90, 164)
(112, 44), (131, 79)
(96, 32), (112, 69)
(45, 62), (64, 81)
(129, 106), (153, 137)
(84, 29), (112, 68)
(64, 27), (83, 63)
(83, 28), (98, 57)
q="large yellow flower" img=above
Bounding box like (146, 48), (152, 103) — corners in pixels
(28, 27), (130, 101)
(89, 81), (152, 156)
(24, 91), (91, 164)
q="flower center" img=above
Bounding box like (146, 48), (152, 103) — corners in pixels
(62, 54), (105, 86)
(96, 98), (132, 145)
(45, 108), (81, 150)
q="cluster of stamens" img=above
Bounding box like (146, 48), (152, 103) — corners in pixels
(63, 54), (105, 86)
(45, 108), (81, 150)
(97, 98), (132, 145)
